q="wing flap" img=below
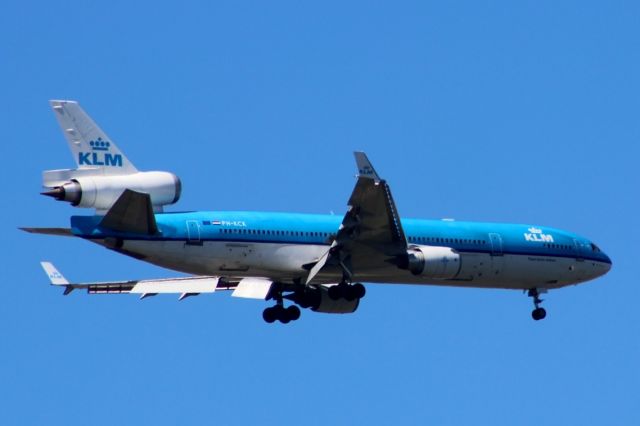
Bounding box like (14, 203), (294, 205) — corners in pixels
(131, 277), (219, 294)
(232, 278), (273, 299)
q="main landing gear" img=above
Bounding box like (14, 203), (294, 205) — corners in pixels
(262, 304), (301, 324)
(328, 282), (366, 301)
(528, 288), (547, 321)
(261, 281), (366, 324)
(262, 283), (301, 324)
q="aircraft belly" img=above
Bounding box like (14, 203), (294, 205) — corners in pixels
(116, 240), (328, 278)
(102, 239), (588, 290)
(347, 253), (585, 290)
(472, 254), (583, 289)
(455, 252), (493, 282)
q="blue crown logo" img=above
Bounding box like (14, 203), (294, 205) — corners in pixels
(89, 137), (111, 151)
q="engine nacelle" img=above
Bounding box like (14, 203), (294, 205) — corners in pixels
(42, 171), (181, 211)
(404, 245), (461, 279)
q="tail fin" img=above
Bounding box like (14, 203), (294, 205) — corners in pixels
(49, 100), (137, 175)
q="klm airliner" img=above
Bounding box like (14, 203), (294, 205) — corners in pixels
(24, 101), (612, 323)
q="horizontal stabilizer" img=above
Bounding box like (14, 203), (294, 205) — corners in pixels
(100, 189), (158, 234)
(20, 228), (73, 237)
(232, 277), (273, 299)
(39, 262), (222, 297)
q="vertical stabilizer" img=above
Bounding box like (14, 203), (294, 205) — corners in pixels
(49, 100), (137, 175)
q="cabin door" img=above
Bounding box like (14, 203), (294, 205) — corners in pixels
(186, 220), (202, 245)
(488, 233), (504, 278)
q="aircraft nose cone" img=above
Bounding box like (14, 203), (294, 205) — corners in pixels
(593, 252), (612, 279)
(603, 254), (612, 273)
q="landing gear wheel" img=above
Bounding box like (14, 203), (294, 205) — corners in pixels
(297, 294), (312, 309)
(352, 283), (366, 299)
(263, 304), (301, 324)
(286, 305), (301, 321)
(262, 307), (277, 323)
(279, 315), (291, 324)
(270, 305), (287, 324)
(328, 285), (343, 301)
(344, 285), (357, 302)
(531, 307), (547, 321)
(527, 288), (548, 322)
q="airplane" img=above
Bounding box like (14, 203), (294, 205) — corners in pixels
(22, 100), (613, 324)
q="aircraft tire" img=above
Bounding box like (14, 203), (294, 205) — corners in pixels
(279, 313), (291, 324)
(297, 297), (311, 309)
(286, 305), (301, 321)
(352, 283), (366, 299)
(263, 307), (277, 323)
(328, 285), (342, 301)
(531, 307), (547, 321)
(344, 285), (357, 302)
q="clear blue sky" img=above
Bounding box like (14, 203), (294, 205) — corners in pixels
(1, 1), (638, 425)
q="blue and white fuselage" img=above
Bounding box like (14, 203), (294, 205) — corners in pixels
(71, 211), (611, 290)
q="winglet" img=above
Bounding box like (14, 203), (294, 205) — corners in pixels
(40, 262), (69, 286)
(354, 151), (381, 183)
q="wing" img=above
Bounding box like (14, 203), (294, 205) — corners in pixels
(306, 152), (409, 284)
(40, 262), (273, 300)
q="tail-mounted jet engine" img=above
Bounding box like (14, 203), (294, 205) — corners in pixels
(40, 99), (182, 213)
(399, 245), (462, 279)
(41, 170), (181, 212)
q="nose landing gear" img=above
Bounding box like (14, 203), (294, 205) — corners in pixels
(528, 288), (547, 321)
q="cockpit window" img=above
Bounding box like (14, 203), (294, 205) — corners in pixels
(590, 243), (601, 253)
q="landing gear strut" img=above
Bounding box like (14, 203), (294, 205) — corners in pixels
(528, 288), (547, 321)
(263, 284), (301, 324)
